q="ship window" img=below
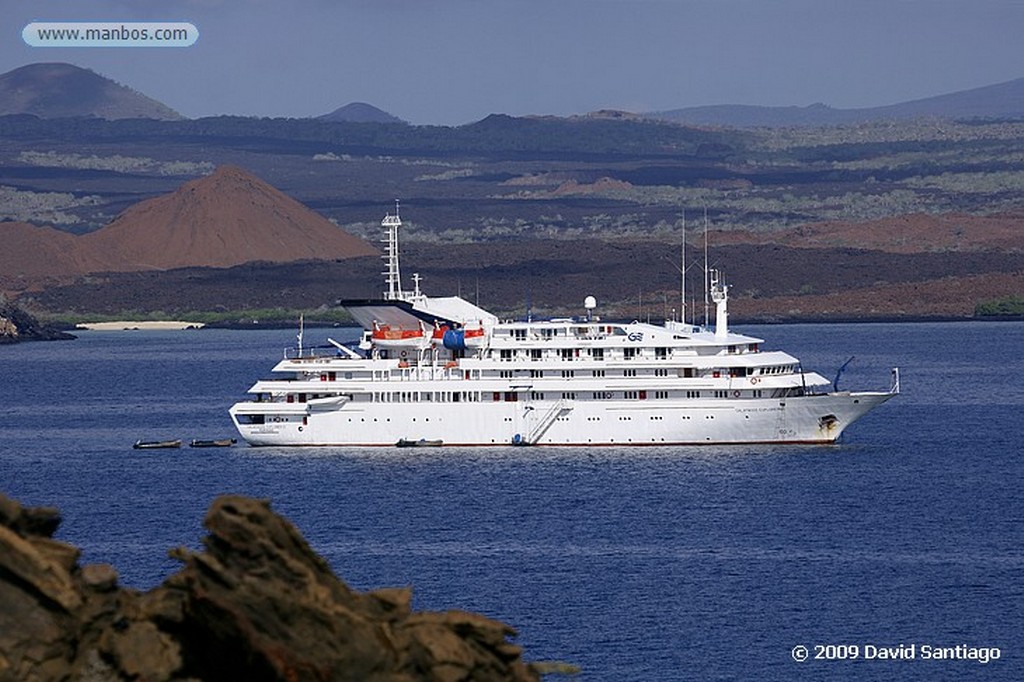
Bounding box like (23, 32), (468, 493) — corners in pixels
(749, 343), (759, 352)
(560, 349), (573, 360)
(687, 390), (701, 399)
(531, 392), (545, 400)
(591, 348), (605, 361)
(530, 349), (542, 361)
(623, 347), (637, 361)
(561, 392), (577, 400)
(623, 369), (637, 377)
(654, 368), (668, 377)
(655, 390), (669, 399)
(500, 370), (513, 379)
(500, 349), (514, 362)
(561, 370), (575, 378)
(513, 329), (527, 340)
(655, 347), (668, 360)
(504, 392), (518, 402)
(493, 392), (501, 401)
(530, 369), (544, 378)
(592, 369), (605, 377)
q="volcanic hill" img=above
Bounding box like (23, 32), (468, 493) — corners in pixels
(0, 166), (377, 292)
(81, 165), (378, 271)
(0, 62), (183, 120)
(0, 222), (111, 284)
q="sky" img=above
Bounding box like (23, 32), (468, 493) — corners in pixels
(5, 0), (1024, 125)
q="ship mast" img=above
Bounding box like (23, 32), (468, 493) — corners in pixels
(703, 207), (710, 327)
(382, 200), (403, 300)
(680, 211), (686, 325)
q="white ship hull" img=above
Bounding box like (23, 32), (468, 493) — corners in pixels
(232, 390), (894, 447)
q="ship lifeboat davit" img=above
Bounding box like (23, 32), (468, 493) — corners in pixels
(431, 323), (449, 346)
(371, 322), (430, 349)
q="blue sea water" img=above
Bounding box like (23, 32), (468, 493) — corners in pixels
(2, 322), (1023, 681)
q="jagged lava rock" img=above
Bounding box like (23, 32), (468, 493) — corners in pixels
(0, 493), (541, 681)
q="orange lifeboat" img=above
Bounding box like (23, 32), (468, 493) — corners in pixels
(463, 323), (487, 347)
(371, 321), (430, 348)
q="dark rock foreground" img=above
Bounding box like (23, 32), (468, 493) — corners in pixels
(0, 493), (541, 681)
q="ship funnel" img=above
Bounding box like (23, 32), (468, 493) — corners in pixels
(710, 269), (728, 339)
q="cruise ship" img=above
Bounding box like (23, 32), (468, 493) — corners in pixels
(229, 207), (898, 446)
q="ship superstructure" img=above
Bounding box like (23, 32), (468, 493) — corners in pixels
(230, 207), (898, 446)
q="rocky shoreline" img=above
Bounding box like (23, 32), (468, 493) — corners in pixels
(0, 302), (75, 343)
(0, 493), (549, 681)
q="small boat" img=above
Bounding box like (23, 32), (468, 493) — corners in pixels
(395, 438), (444, 448)
(189, 438), (237, 448)
(133, 439), (181, 450)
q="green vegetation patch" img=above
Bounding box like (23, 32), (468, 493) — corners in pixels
(974, 295), (1024, 317)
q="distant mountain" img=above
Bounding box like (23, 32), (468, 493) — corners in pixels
(650, 77), (1024, 127)
(318, 102), (407, 124)
(0, 62), (184, 121)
